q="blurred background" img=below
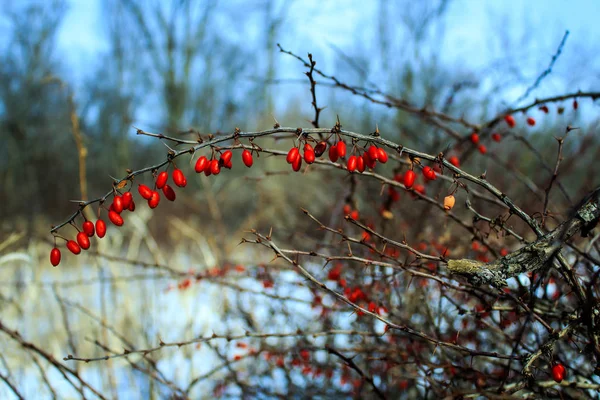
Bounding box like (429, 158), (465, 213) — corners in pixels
(1, 0), (599, 398)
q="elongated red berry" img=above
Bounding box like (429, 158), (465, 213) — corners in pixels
(304, 144), (315, 164)
(539, 105), (549, 113)
(242, 149), (253, 167)
(422, 166), (436, 181)
(329, 144), (339, 162)
(82, 221), (95, 237)
(122, 192), (133, 209)
(195, 156), (209, 173)
(573, 99), (578, 110)
(108, 210), (124, 226)
(314, 141), (327, 157)
(128, 200), (135, 212)
(172, 169), (187, 187)
(404, 170), (416, 188)
(336, 141), (347, 158)
(112, 195), (124, 213)
(377, 148), (388, 163)
(77, 231), (90, 250)
(448, 156), (460, 167)
(204, 163), (212, 176)
(367, 145), (379, 161)
(478, 144), (487, 154)
(504, 114), (516, 128)
(491, 133), (501, 142)
(292, 155), (302, 171)
(148, 191), (160, 208)
(156, 171), (168, 188)
(220, 150), (233, 164)
(222, 159), (233, 169)
(50, 247), (61, 266)
(552, 363), (566, 383)
(470, 132), (479, 144)
(96, 219), (107, 238)
(210, 159), (221, 175)
(347, 155), (357, 172)
(138, 184), (153, 200)
(286, 147), (300, 164)
(526, 117), (535, 126)
(66, 240), (81, 255)
(357, 154), (365, 173)
(365, 151), (377, 168)
(163, 185), (176, 201)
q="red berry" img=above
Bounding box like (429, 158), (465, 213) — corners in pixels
(377, 148), (388, 163)
(539, 105), (549, 113)
(573, 99), (578, 110)
(220, 150), (233, 164)
(156, 171), (168, 188)
(286, 147), (300, 164)
(242, 149), (253, 167)
(367, 145), (379, 161)
(108, 210), (124, 226)
(82, 221), (95, 237)
(403, 170), (416, 188)
(210, 159), (221, 175)
(128, 200), (136, 212)
(148, 191), (160, 208)
(122, 191), (133, 208)
(448, 156), (460, 167)
(347, 155), (357, 172)
(195, 156), (209, 173)
(422, 166), (436, 181)
(478, 144), (487, 154)
(504, 114), (516, 128)
(138, 184), (153, 200)
(304, 144), (315, 164)
(491, 133), (501, 142)
(343, 204), (352, 215)
(350, 210), (359, 220)
(77, 231), (90, 250)
(328, 145), (339, 162)
(526, 117), (535, 126)
(66, 240), (81, 255)
(50, 247), (61, 266)
(552, 363), (566, 383)
(470, 132), (479, 144)
(96, 219), (107, 238)
(357, 155), (365, 173)
(172, 169), (187, 187)
(292, 155), (302, 172)
(414, 184), (425, 195)
(336, 141), (347, 158)
(363, 151), (376, 169)
(163, 184), (176, 201)
(222, 159), (233, 169)
(314, 141), (327, 157)
(112, 195), (124, 213)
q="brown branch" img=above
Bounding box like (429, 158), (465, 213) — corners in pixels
(448, 187), (600, 287)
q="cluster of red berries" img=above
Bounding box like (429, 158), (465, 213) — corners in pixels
(346, 144), (388, 173)
(285, 139), (389, 173)
(50, 148), (259, 266)
(50, 167), (190, 266)
(286, 140), (349, 171)
(194, 149), (254, 176)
